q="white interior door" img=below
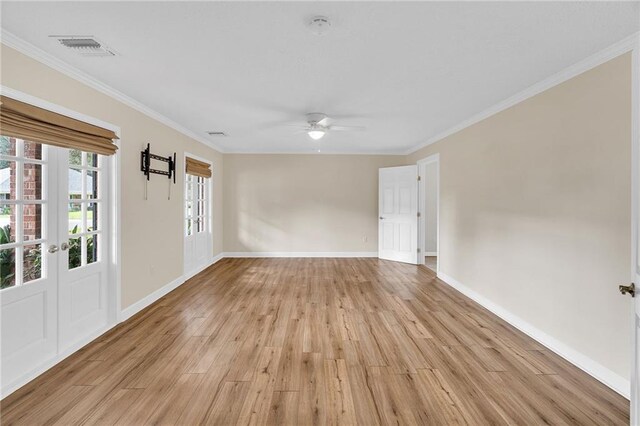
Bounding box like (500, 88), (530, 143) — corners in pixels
(378, 165), (418, 264)
(0, 138), (57, 390)
(57, 149), (109, 350)
(184, 173), (210, 277)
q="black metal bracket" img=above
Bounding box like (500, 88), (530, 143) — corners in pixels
(140, 143), (176, 183)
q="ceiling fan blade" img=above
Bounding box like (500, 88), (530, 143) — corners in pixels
(330, 125), (366, 132)
(254, 120), (308, 131)
(317, 117), (331, 127)
(284, 124), (311, 129)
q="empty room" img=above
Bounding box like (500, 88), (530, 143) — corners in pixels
(1, 1), (639, 425)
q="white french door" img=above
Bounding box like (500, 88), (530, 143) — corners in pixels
(0, 138), (57, 391)
(1, 138), (110, 395)
(56, 148), (109, 350)
(378, 165), (419, 264)
(184, 173), (211, 277)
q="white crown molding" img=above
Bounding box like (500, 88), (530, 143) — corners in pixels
(1, 29), (225, 153)
(437, 271), (630, 399)
(406, 31), (640, 155)
(3, 28), (638, 157)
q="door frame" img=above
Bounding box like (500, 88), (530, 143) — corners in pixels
(630, 33), (640, 425)
(182, 151), (213, 280)
(417, 153), (440, 272)
(0, 86), (121, 398)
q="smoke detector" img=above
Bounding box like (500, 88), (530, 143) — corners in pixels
(307, 16), (331, 36)
(50, 36), (116, 57)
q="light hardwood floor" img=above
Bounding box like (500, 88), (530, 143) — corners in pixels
(1, 258), (629, 425)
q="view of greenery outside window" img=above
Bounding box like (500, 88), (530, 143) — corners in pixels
(67, 225), (96, 269)
(0, 139), (98, 289)
(1, 225), (14, 288)
(0, 224), (94, 289)
(1, 136), (14, 288)
(67, 149), (99, 269)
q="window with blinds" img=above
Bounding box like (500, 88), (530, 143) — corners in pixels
(185, 156), (211, 178)
(0, 96), (118, 156)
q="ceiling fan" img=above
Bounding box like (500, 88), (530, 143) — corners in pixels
(295, 113), (365, 140)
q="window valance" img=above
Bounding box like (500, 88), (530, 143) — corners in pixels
(185, 156), (212, 178)
(0, 96), (118, 155)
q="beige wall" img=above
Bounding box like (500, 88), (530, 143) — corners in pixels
(1, 45), (224, 308)
(408, 53), (632, 380)
(2, 40), (632, 388)
(424, 161), (438, 253)
(223, 154), (404, 253)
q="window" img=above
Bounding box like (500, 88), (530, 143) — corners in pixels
(185, 174), (194, 236)
(67, 149), (101, 269)
(185, 173), (208, 236)
(0, 136), (45, 288)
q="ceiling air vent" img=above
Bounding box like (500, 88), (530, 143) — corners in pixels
(50, 36), (116, 57)
(207, 131), (227, 137)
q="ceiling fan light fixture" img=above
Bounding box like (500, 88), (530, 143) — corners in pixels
(308, 130), (326, 140)
(307, 16), (331, 36)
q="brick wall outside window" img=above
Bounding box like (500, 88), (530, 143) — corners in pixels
(9, 138), (42, 241)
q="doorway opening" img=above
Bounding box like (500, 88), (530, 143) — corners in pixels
(418, 154), (439, 272)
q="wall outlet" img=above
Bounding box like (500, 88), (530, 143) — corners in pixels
(362, 236), (368, 243)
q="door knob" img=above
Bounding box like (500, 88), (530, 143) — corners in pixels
(619, 283), (635, 297)
(61, 242), (69, 251)
(379, 216), (385, 220)
(48, 245), (59, 254)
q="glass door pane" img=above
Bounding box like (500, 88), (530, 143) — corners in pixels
(65, 150), (102, 269)
(185, 174), (194, 236)
(57, 147), (109, 352)
(0, 137), (48, 288)
(196, 176), (206, 234)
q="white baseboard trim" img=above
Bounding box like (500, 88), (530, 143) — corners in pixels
(437, 271), (630, 399)
(120, 253), (224, 322)
(119, 275), (185, 322)
(224, 251), (378, 258)
(423, 251), (437, 256)
(183, 252), (225, 281)
(1, 322), (112, 398)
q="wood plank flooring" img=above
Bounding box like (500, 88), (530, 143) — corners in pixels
(1, 258), (629, 425)
(424, 256), (437, 272)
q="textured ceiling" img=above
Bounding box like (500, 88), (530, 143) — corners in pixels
(2, 1), (639, 153)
